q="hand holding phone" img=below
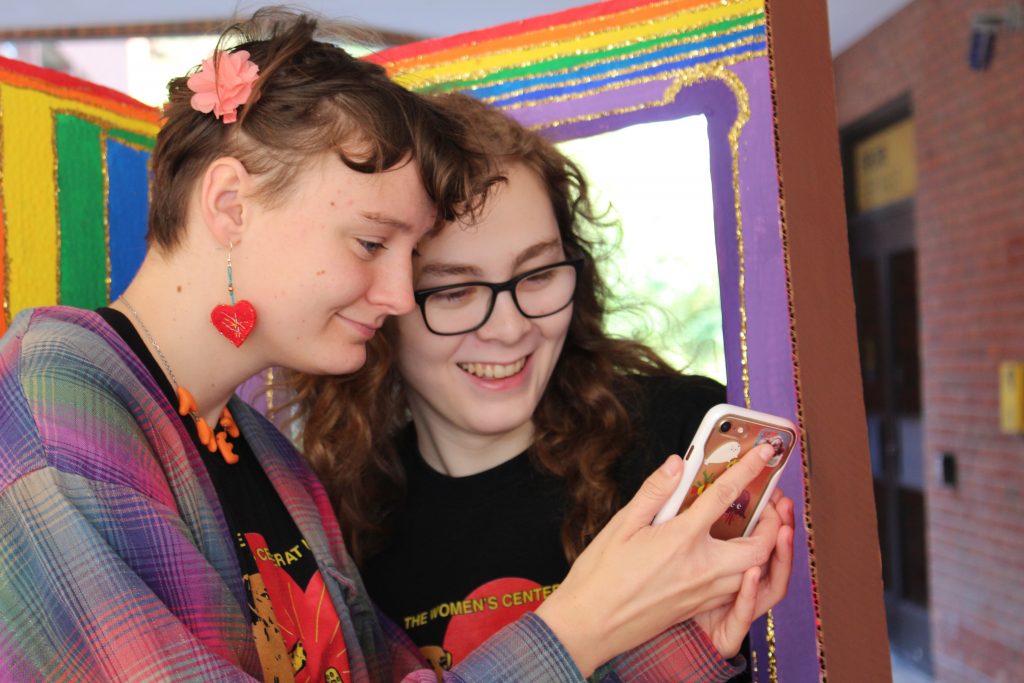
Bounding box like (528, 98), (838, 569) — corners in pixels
(651, 404), (797, 538)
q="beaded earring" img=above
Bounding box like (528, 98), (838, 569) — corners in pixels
(210, 242), (257, 347)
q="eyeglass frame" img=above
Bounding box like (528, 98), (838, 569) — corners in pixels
(412, 257), (585, 336)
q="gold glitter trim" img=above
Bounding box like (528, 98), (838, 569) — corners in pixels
(763, 0), (825, 679)
(716, 66), (753, 410)
(266, 367), (275, 413)
(51, 109), (154, 149)
(101, 129), (111, 304)
(1, 86), (8, 328)
(51, 108), (61, 305)
(52, 108), (153, 153)
(103, 135), (151, 155)
(766, 608), (778, 682)
(511, 51), (764, 120)
(412, 13), (765, 91)
(473, 33), (765, 105)
(388, 0), (761, 81)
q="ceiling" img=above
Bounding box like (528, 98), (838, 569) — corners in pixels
(4, 0), (914, 56)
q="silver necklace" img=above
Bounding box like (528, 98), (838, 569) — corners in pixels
(119, 295), (180, 388)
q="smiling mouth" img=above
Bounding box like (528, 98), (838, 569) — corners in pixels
(457, 357), (528, 380)
(338, 314), (380, 335)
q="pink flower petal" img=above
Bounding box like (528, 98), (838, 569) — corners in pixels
(186, 49), (259, 122)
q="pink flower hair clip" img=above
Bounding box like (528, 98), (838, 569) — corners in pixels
(187, 50), (260, 124)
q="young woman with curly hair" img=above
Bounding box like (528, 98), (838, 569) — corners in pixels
(290, 93), (794, 679)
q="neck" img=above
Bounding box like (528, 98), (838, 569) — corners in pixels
(113, 249), (267, 424)
(409, 398), (535, 478)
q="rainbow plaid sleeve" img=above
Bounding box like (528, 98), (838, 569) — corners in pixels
(599, 620), (746, 682)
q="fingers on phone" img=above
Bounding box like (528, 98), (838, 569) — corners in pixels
(758, 525), (794, 613)
(688, 443), (772, 524)
(751, 502), (781, 540)
(775, 524), (794, 572)
(726, 567), (762, 645)
(778, 496), (796, 527)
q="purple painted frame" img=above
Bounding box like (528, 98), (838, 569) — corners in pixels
(513, 57), (819, 681)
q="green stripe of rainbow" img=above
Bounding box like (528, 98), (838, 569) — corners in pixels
(370, 0), (765, 101)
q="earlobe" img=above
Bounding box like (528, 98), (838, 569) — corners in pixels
(201, 157), (251, 246)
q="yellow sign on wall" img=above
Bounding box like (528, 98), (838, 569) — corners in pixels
(1000, 361), (1024, 434)
(853, 118), (916, 212)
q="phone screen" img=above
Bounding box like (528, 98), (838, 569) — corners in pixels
(683, 414), (796, 539)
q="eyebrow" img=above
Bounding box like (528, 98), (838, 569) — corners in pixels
(359, 211), (414, 233)
(418, 239), (563, 279)
(513, 239), (562, 269)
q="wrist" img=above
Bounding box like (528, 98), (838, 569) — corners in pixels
(692, 617), (741, 660)
(535, 590), (607, 677)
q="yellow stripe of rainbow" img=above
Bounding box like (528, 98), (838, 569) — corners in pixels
(380, 0), (763, 89)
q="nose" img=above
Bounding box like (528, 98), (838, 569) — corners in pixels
(367, 257), (415, 316)
(475, 290), (531, 343)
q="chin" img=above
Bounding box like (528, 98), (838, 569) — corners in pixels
(464, 410), (535, 438)
(309, 346), (368, 377)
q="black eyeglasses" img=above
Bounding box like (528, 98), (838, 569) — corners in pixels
(413, 258), (584, 336)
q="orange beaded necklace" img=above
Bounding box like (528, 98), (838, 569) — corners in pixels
(120, 296), (240, 464)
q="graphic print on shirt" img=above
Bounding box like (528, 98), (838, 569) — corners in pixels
(685, 427), (795, 538)
(242, 533), (352, 683)
(405, 577), (560, 675)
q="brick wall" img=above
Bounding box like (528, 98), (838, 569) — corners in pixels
(833, 2), (1024, 681)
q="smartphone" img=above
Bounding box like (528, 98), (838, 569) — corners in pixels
(651, 404), (797, 538)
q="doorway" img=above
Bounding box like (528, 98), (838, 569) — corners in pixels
(843, 106), (931, 671)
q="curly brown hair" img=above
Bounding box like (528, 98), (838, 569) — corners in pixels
(149, 8), (490, 251)
(286, 94), (676, 564)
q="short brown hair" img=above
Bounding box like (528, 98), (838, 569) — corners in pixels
(149, 9), (488, 250)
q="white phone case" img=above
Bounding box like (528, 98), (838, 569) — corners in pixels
(651, 404), (797, 537)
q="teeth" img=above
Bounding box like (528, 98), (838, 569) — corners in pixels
(458, 358), (527, 379)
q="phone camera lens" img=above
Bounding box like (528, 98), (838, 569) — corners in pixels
(720, 421), (732, 433)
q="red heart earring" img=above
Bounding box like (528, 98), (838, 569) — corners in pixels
(210, 241), (257, 347)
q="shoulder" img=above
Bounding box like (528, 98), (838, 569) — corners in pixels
(10, 306), (157, 411)
(5, 306), (134, 375)
(621, 373), (726, 428)
(1, 307), (181, 503)
(1, 306), (127, 424)
(629, 373), (725, 406)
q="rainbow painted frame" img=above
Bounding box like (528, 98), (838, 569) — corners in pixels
(367, 0), (888, 680)
(0, 57), (159, 334)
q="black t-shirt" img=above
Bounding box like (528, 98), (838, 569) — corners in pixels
(97, 307), (350, 683)
(362, 373), (726, 674)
